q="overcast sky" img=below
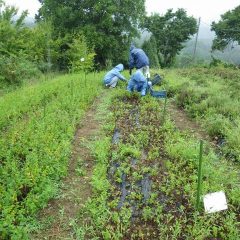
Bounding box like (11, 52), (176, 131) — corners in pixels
(3, 0), (240, 24)
(4, 0), (41, 18)
(146, 0), (240, 24)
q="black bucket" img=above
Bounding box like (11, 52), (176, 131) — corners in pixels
(151, 74), (162, 86)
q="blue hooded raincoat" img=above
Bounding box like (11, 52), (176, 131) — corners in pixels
(103, 64), (126, 85)
(129, 44), (149, 69)
(127, 70), (148, 96)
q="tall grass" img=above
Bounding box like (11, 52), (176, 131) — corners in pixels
(166, 66), (240, 162)
(0, 71), (104, 239)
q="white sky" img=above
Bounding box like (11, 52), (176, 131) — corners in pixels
(3, 0), (240, 23)
(4, 0), (41, 18)
(146, 0), (240, 23)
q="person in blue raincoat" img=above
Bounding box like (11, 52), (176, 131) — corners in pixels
(103, 64), (126, 88)
(127, 70), (148, 96)
(129, 44), (150, 78)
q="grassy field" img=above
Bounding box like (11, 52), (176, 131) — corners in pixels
(0, 68), (239, 239)
(75, 87), (239, 239)
(0, 72), (104, 239)
(165, 67), (240, 162)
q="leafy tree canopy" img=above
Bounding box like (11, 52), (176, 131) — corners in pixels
(211, 5), (240, 51)
(142, 35), (160, 68)
(144, 9), (197, 67)
(0, 1), (28, 57)
(37, 0), (146, 67)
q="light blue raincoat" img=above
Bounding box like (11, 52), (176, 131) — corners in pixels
(103, 64), (126, 85)
(127, 70), (148, 96)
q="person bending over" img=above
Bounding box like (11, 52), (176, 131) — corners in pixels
(129, 44), (150, 79)
(127, 70), (148, 96)
(103, 64), (126, 88)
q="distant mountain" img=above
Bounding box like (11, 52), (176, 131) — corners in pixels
(178, 24), (240, 66)
(135, 24), (240, 66)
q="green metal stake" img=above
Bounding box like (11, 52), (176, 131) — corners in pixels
(196, 140), (203, 210)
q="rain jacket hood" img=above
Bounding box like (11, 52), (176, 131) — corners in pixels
(127, 70), (147, 96)
(114, 64), (124, 71)
(103, 64), (126, 85)
(129, 46), (149, 69)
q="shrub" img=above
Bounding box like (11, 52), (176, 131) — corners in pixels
(67, 33), (95, 73)
(0, 55), (40, 85)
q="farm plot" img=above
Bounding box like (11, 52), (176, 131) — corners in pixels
(78, 90), (239, 239)
(0, 72), (103, 239)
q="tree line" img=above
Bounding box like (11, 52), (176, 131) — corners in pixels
(0, 0), (239, 85)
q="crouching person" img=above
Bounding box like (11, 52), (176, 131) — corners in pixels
(127, 70), (148, 96)
(103, 64), (126, 88)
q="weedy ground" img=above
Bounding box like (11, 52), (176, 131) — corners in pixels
(75, 86), (239, 239)
(165, 67), (240, 162)
(0, 68), (239, 239)
(0, 72), (105, 239)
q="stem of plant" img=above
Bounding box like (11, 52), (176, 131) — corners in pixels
(162, 95), (167, 123)
(43, 97), (46, 118)
(196, 140), (203, 210)
(71, 78), (73, 100)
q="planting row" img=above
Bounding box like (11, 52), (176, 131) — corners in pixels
(0, 73), (99, 131)
(0, 72), (103, 239)
(78, 90), (239, 239)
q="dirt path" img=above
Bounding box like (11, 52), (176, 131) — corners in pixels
(32, 92), (105, 239)
(168, 100), (212, 143)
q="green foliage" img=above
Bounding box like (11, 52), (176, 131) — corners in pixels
(0, 2), (58, 84)
(0, 2), (28, 56)
(142, 35), (160, 68)
(211, 5), (240, 51)
(37, 0), (146, 67)
(166, 67), (240, 162)
(209, 57), (237, 69)
(0, 72), (102, 238)
(75, 88), (239, 239)
(0, 55), (40, 84)
(144, 9), (197, 67)
(66, 34), (95, 73)
(0, 2), (36, 84)
(25, 21), (59, 73)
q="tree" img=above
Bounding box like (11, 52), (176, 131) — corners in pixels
(0, 1), (41, 84)
(144, 9), (197, 67)
(211, 5), (240, 51)
(66, 33), (95, 73)
(142, 35), (160, 68)
(37, 0), (146, 68)
(0, 1), (28, 57)
(0, 1), (60, 83)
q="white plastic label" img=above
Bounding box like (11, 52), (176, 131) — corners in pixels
(203, 191), (228, 213)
